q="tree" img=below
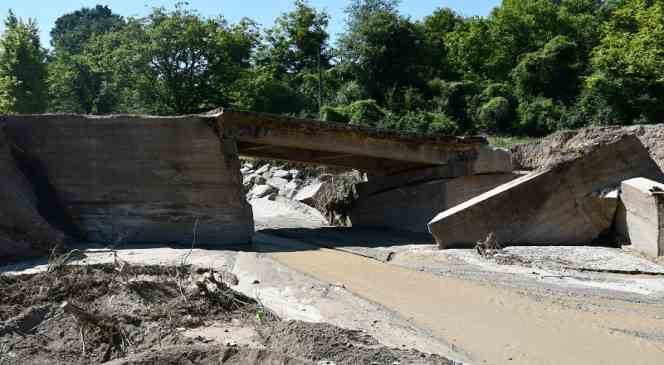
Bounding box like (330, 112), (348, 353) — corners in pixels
(48, 6), (126, 113)
(446, 18), (493, 80)
(84, 7), (259, 114)
(262, 0), (331, 74)
(0, 76), (16, 113)
(487, 0), (562, 80)
(512, 35), (582, 104)
(584, 0), (664, 124)
(0, 11), (47, 113)
(337, 1), (427, 103)
(51, 5), (124, 54)
(421, 7), (462, 79)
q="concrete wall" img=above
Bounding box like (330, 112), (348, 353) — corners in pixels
(0, 125), (64, 259)
(2, 115), (254, 246)
(350, 173), (521, 233)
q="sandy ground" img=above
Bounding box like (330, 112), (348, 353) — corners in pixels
(265, 234), (664, 365)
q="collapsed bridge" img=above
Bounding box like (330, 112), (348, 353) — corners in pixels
(0, 109), (512, 253)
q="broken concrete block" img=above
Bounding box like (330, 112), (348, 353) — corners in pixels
(254, 164), (270, 175)
(472, 145), (513, 174)
(428, 135), (664, 248)
(616, 178), (664, 257)
(351, 173), (522, 233)
(0, 125), (64, 260)
(249, 184), (276, 199)
(294, 181), (330, 207)
(267, 176), (290, 193)
(272, 169), (292, 180)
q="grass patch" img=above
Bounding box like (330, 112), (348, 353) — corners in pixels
(487, 135), (537, 149)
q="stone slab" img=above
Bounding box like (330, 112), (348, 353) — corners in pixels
(429, 135), (664, 248)
(3, 115), (254, 246)
(616, 178), (664, 257)
(351, 173), (522, 233)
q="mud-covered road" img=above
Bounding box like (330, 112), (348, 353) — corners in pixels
(259, 233), (664, 365)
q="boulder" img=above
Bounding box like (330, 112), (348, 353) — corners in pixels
(272, 169), (292, 180)
(267, 176), (291, 193)
(616, 178), (664, 257)
(249, 184), (277, 199)
(0, 126), (64, 260)
(294, 181), (330, 207)
(254, 164), (270, 175)
(429, 135), (664, 248)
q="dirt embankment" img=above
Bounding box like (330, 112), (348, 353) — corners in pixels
(0, 261), (451, 365)
(511, 124), (664, 171)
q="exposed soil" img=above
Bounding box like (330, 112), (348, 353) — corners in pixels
(0, 261), (452, 365)
(511, 124), (664, 171)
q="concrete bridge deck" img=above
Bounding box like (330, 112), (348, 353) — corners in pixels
(217, 109), (487, 175)
(1, 110), (498, 248)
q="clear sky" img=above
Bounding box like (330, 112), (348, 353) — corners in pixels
(0, 0), (501, 48)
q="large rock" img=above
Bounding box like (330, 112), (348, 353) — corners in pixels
(429, 135), (664, 248)
(0, 125), (64, 260)
(3, 115), (254, 246)
(616, 178), (664, 257)
(351, 173), (522, 233)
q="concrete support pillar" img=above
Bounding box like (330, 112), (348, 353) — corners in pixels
(617, 178), (664, 257)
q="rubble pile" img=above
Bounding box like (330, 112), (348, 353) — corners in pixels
(241, 161), (364, 226)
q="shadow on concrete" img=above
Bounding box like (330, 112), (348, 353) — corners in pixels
(253, 227), (435, 261)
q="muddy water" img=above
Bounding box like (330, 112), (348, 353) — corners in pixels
(271, 247), (664, 365)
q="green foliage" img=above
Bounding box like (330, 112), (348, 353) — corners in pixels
(321, 105), (350, 123)
(383, 110), (459, 135)
(478, 96), (513, 132)
(0, 75), (16, 113)
(512, 35), (581, 104)
(517, 97), (567, 136)
(262, 0), (330, 74)
(585, 0), (664, 124)
(47, 6), (125, 113)
(338, 1), (427, 102)
(0, 11), (47, 113)
(232, 66), (306, 115)
(1, 0), (660, 138)
(347, 99), (386, 127)
(83, 7), (259, 114)
(51, 5), (124, 54)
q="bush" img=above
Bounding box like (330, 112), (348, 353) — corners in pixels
(347, 99), (386, 128)
(321, 105), (350, 123)
(381, 110), (459, 135)
(478, 96), (513, 133)
(517, 97), (567, 136)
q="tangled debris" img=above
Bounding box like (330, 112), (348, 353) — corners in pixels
(0, 261), (453, 364)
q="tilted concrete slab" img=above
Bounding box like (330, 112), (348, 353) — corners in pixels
(428, 135), (664, 248)
(616, 178), (664, 257)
